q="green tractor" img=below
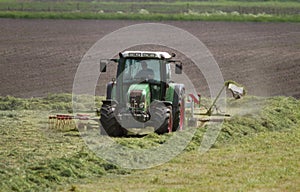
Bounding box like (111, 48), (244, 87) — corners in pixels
(100, 51), (185, 137)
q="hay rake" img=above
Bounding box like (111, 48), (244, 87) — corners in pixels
(186, 81), (245, 126)
(48, 113), (99, 130)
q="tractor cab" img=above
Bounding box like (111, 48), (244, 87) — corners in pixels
(101, 51), (182, 105)
(117, 51), (175, 103)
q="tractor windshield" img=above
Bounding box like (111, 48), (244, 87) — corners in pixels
(123, 58), (161, 82)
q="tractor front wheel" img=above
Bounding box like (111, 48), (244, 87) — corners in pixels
(151, 105), (172, 135)
(100, 104), (127, 137)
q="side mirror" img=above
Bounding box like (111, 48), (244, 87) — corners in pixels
(100, 59), (108, 72)
(175, 62), (182, 74)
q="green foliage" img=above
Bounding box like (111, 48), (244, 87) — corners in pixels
(0, 0), (299, 22)
(0, 10), (299, 22)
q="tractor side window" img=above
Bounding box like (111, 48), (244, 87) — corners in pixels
(166, 63), (171, 81)
(124, 61), (130, 79)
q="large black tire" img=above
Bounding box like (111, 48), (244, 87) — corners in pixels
(150, 104), (172, 135)
(173, 88), (185, 132)
(100, 104), (127, 137)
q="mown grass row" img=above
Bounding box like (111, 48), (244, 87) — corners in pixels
(0, 93), (103, 111)
(0, 147), (127, 191)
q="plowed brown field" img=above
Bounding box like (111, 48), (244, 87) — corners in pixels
(0, 19), (299, 98)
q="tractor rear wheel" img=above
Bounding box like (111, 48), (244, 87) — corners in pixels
(100, 104), (127, 137)
(151, 104), (172, 134)
(173, 89), (185, 131)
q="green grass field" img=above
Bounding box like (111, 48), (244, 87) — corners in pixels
(0, 0), (299, 22)
(0, 94), (299, 191)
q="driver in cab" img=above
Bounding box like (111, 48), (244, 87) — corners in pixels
(135, 61), (154, 79)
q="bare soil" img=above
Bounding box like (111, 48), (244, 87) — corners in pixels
(0, 19), (299, 98)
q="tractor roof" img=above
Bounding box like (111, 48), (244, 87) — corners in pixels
(121, 51), (172, 59)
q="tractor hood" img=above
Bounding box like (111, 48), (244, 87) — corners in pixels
(127, 84), (150, 111)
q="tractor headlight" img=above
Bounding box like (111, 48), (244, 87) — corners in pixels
(139, 102), (145, 108)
